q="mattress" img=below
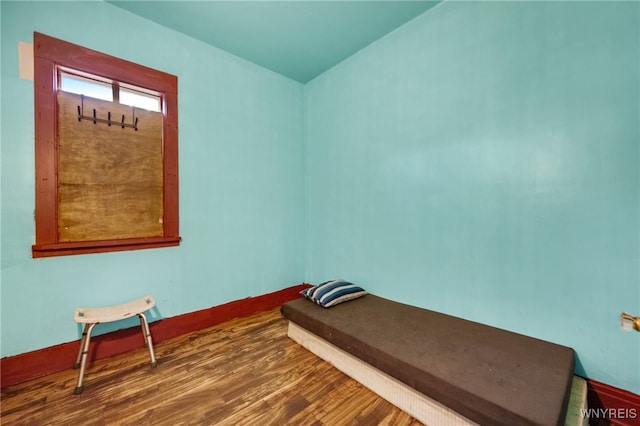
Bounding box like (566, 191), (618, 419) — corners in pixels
(281, 294), (575, 426)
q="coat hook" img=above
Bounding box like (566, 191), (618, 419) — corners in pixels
(73, 95), (139, 130)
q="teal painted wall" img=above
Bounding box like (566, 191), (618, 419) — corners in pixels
(1, 2), (305, 356)
(305, 1), (639, 393)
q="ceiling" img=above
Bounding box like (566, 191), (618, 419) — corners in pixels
(108, 1), (441, 83)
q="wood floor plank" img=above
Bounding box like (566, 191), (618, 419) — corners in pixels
(1, 308), (423, 425)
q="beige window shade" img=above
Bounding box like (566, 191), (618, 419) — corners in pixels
(57, 91), (164, 242)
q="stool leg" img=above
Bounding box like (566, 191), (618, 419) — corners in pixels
(74, 322), (97, 395)
(138, 313), (157, 368)
(73, 324), (90, 369)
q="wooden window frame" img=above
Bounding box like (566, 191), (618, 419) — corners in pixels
(32, 32), (180, 258)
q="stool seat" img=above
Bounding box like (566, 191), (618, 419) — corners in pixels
(75, 296), (155, 324)
(72, 295), (157, 395)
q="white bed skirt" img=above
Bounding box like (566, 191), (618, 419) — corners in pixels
(288, 321), (477, 425)
(287, 321), (588, 426)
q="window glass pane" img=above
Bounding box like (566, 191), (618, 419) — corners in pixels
(60, 74), (113, 102)
(120, 88), (161, 112)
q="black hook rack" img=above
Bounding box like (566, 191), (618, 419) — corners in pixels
(77, 95), (138, 131)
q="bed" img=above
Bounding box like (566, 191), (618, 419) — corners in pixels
(281, 293), (579, 426)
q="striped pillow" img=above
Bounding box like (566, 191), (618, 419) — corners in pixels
(301, 280), (367, 308)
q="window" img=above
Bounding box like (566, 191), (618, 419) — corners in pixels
(60, 73), (113, 102)
(32, 33), (180, 257)
(60, 72), (162, 112)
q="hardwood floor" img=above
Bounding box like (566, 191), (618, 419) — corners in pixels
(1, 308), (422, 425)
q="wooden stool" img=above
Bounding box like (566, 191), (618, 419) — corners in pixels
(73, 295), (158, 394)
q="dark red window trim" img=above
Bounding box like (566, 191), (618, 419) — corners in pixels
(32, 32), (180, 258)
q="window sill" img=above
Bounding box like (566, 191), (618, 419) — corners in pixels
(32, 236), (181, 258)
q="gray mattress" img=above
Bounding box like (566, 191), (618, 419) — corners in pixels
(281, 294), (575, 426)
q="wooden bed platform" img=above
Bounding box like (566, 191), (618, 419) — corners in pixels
(281, 294), (583, 426)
